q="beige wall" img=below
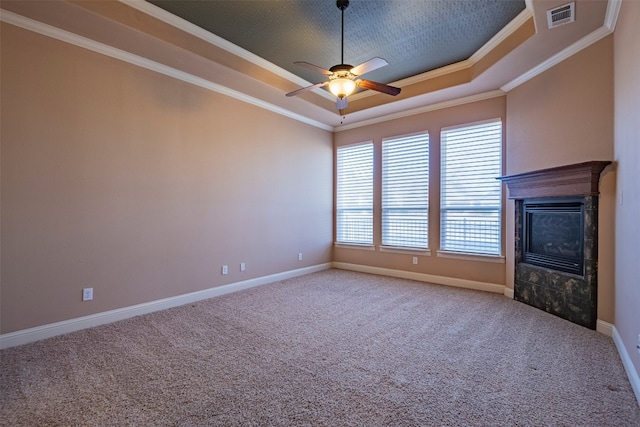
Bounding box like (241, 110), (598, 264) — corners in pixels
(505, 36), (615, 323)
(333, 97), (507, 286)
(614, 1), (640, 379)
(0, 24), (333, 333)
(0, 3), (629, 344)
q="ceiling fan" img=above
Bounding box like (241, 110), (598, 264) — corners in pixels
(285, 0), (401, 113)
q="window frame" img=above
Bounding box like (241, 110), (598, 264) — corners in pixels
(335, 141), (374, 246)
(439, 119), (503, 257)
(381, 131), (430, 250)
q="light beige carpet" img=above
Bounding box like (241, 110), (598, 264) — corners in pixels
(1, 269), (639, 426)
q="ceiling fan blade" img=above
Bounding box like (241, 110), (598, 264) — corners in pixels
(337, 96), (348, 110)
(285, 82), (327, 97)
(350, 57), (389, 76)
(356, 79), (401, 96)
(294, 61), (333, 76)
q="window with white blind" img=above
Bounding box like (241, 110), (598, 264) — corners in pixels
(382, 133), (429, 249)
(336, 143), (374, 245)
(440, 120), (502, 255)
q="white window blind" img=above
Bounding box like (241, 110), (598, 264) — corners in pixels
(382, 133), (429, 249)
(441, 120), (502, 255)
(336, 143), (373, 245)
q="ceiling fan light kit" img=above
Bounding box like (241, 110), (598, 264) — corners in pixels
(285, 0), (401, 114)
(329, 78), (356, 98)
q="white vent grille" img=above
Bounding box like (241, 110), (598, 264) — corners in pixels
(547, 2), (575, 29)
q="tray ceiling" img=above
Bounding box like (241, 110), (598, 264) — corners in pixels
(148, 0), (526, 86)
(0, 0), (614, 129)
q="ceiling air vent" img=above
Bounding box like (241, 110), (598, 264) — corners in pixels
(547, 2), (575, 29)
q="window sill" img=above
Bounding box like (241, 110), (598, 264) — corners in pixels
(379, 246), (431, 256)
(334, 242), (376, 251)
(437, 250), (505, 263)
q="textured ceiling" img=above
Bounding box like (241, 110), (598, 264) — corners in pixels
(148, 0), (526, 86)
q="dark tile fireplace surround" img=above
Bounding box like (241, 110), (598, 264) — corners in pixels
(499, 161), (611, 329)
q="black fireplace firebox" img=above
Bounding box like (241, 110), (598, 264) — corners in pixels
(523, 198), (584, 276)
(499, 161), (611, 330)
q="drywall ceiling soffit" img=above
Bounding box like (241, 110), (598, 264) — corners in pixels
(0, 0), (614, 131)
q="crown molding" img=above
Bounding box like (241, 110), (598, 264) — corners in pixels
(334, 90), (505, 132)
(2, 0), (620, 134)
(350, 6), (534, 102)
(604, 0), (622, 32)
(0, 9), (333, 132)
(501, 0), (621, 92)
(127, 0), (532, 105)
(524, 0), (537, 32)
(120, 0), (309, 89)
(470, 7), (534, 63)
(120, 0), (336, 102)
(349, 60), (470, 102)
(501, 25), (611, 92)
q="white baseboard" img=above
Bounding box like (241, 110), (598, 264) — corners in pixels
(596, 319), (614, 337)
(612, 326), (640, 407)
(331, 264), (618, 337)
(332, 262), (506, 295)
(332, 263), (639, 406)
(0, 263), (332, 350)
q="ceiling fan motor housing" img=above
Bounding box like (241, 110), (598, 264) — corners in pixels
(329, 64), (354, 76)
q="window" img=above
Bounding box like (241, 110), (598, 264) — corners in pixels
(336, 143), (373, 245)
(382, 133), (429, 249)
(440, 120), (502, 255)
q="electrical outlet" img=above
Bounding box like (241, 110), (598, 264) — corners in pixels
(82, 288), (93, 301)
(240, 262), (246, 272)
(298, 253), (303, 261)
(222, 265), (228, 275)
(412, 256), (418, 265)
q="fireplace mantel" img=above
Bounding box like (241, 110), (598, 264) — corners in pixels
(501, 160), (612, 329)
(498, 161), (611, 199)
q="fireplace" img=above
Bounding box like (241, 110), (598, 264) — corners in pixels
(523, 198), (584, 275)
(499, 161), (610, 329)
